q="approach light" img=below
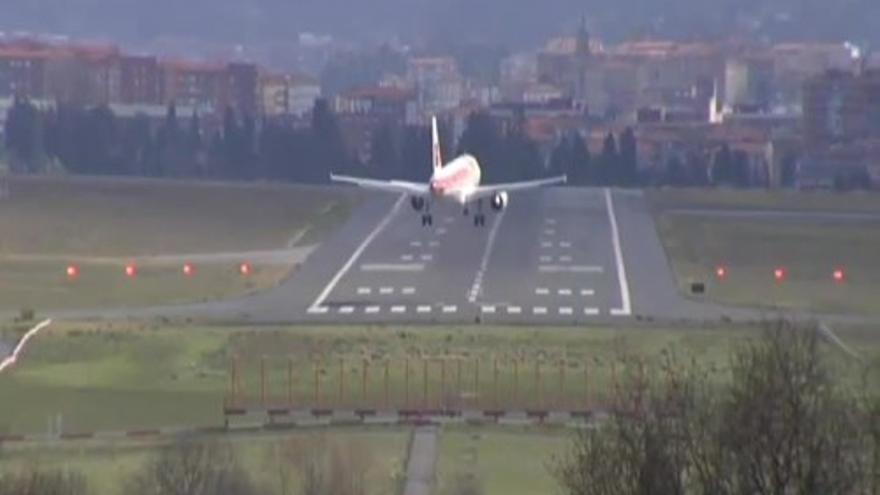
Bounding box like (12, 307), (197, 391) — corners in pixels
(833, 268), (846, 283)
(183, 263), (195, 277)
(66, 264), (79, 279)
(715, 266), (727, 279)
(773, 267), (786, 282)
(239, 262), (251, 277)
(125, 263), (138, 278)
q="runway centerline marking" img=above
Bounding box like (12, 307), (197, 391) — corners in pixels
(467, 206), (508, 303)
(357, 287), (372, 295)
(605, 188), (632, 316)
(309, 195), (406, 311)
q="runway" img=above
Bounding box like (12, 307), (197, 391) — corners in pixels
(57, 187), (764, 325)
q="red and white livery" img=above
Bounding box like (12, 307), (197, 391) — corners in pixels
(331, 116), (566, 226)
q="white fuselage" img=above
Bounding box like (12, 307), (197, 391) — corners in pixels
(429, 154), (481, 205)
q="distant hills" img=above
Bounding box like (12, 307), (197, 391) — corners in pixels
(1, 0), (878, 50)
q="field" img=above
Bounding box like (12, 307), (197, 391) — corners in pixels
(649, 188), (880, 315)
(437, 426), (567, 495)
(0, 177), (362, 311)
(650, 188), (880, 213)
(0, 429), (408, 495)
(1, 320), (877, 434)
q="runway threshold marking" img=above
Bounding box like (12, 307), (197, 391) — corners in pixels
(402, 287), (416, 295)
(481, 306), (496, 314)
(559, 307), (573, 315)
(581, 289), (596, 296)
(309, 195), (406, 312)
(533, 306), (548, 315)
(365, 306), (381, 314)
(605, 188), (632, 316)
(360, 263), (425, 272)
(584, 307), (600, 316)
(558, 288), (573, 296)
(391, 306), (407, 314)
(538, 265), (604, 273)
(442, 305), (458, 314)
(417, 305), (432, 314)
(507, 306), (522, 314)
(339, 306), (355, 314)
(467, 207), (508, 303)
(535, 288), (550, 295)
(357, 287), (372, 295)
(379, 287), (394, 295)
(307, 307), (329, 315)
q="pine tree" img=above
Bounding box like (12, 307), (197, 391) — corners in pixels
(618, 127), (638, 187)
(599, 132), (618, 186)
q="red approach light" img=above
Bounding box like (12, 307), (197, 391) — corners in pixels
(66, 264), (79, 279)
(773, 267), (786, 282)
(833, 268), (846, 283)
(239, 262), (252, 277)
(125, 264), (138, 278)
(183, 263), (195, 277)
(715, 266), (728, 279)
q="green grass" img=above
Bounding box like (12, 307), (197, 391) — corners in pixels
(654, 212), (880, 315)
(0, 176), (362, 256)
(0, 176), (362, 311)
(2, 322), (877, 435)
(437, 426), (567, 495)
(0, 260), (291, 311)
(0, 429), (408, 495)
(650, 188), (880, 213)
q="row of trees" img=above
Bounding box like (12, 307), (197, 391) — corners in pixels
(554, 321), (880, 495)
(3, 98), (355, 184)
(548, 129), (639, 187)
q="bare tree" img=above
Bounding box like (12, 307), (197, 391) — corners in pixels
(127, 437), (264, 495)
(0, 466), (88, 495)
(553, 321), (880, 495)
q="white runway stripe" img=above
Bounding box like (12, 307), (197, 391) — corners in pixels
(539, 255), (552, 263)
(559, 307), (573, 315)
(581, 289), (596, 296)
(417, 305), (433, 314)
(401, 287), (416, 295)
(420, 254), (433, 261)
(606, 188), (632, 316)
(379, 287), (394, 295)
(339, 306), (355, 314)
(538, 265), (604, 274)
(533, 306), (548, 315)
(410, 241), (423, 247)
(507, 306), (522, 314)
(535, 288), (550, 295)
(360, 263), (425, 272)
(390, 306), (407, 314)
(559, 241), (572, 248)
(584, 307), (600, 316)
(481, 306), (496, 314)
(558, 288), (573, 296)
(307, 306), (329, 315)
(442, 305), (458, 314)
(401, 254), (414, 261)
(365, 306), (381, 314)
(559, 255), (573, 263)
(357, 287), (372, 295)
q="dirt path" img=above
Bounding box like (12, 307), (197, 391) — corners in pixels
(404, 426), (440, 495)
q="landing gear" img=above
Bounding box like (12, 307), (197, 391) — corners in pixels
(473, 199), (486, 227)
(421, 214), (433, 226)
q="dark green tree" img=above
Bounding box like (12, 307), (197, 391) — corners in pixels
(599, 132), (618, 186)
(618, 127), (638, 186)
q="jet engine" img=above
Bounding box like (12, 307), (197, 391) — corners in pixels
(490, 191), (508, 211)
(410, 196), (426, 211)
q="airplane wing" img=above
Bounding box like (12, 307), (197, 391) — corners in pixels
(330, 174), (430, 196)
(468, 175), (567, 200)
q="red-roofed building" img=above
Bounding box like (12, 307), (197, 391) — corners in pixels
(120, 55), (160, 105)
(0, 47), (51, 98)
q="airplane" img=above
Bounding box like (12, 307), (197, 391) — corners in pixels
(330, 116), (567, 227)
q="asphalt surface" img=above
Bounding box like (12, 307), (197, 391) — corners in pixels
(403, 426), (439, 495)
(0, 340), (11, 359)
(55, 187), (819, 325)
